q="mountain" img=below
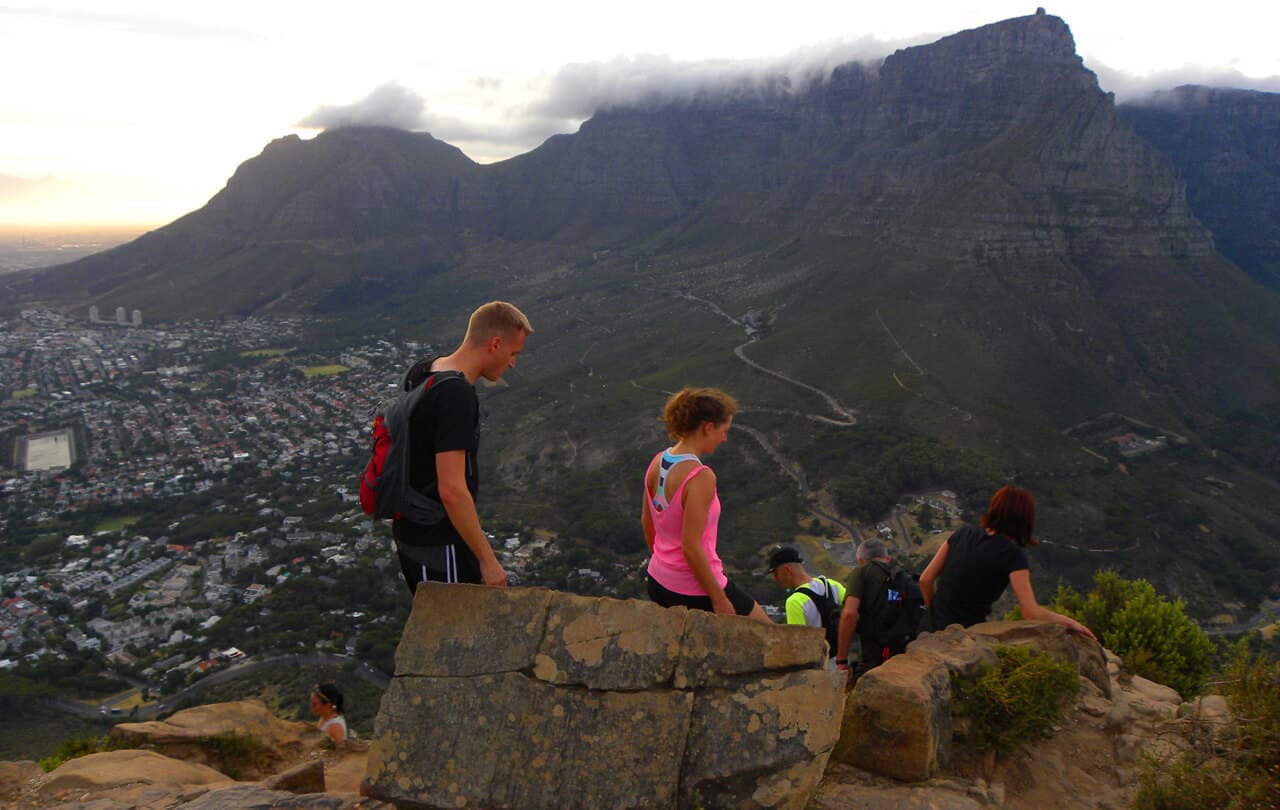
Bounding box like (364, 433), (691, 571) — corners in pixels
(1119, 85), (1280, 290)
(10, 12), (1280, 611)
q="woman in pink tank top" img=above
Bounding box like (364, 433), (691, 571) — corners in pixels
(641, 387), (769, 622)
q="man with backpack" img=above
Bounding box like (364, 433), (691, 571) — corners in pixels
(375, 301), (532, 595)
(768, 546), (846, 662)
(835, 538), (924, 678)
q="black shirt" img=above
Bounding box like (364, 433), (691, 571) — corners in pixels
(926, 526), (1029, 630)
(395, 364), (479, 546)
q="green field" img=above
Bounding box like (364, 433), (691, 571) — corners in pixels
(240, 348), (292, 358)
(302, 364), (349, 378)
(12, 386), (38, 399)
(94, 515), (141, 533)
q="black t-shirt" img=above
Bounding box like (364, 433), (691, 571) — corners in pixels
(926, 526), (1029, 630)
(394, 363), (479, 546)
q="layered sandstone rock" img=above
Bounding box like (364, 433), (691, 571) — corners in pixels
(38, 749), (232, 802)
(363, 583), (845, 810)
(111, 699), (326, 780)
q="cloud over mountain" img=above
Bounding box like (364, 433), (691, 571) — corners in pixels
(297, 82), (431, 131)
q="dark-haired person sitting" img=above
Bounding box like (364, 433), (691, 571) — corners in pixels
(918, 485), (1096, 640)
(310, 683), (349, 743)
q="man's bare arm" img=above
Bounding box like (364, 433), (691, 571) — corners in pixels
(436, 450), (506, 586)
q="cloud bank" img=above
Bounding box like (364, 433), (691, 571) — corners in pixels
(298, 39), (1280, 163)
(297, 82), (431, 131)
(1093, 63), (1280, 103)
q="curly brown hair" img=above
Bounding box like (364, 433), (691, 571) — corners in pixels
(662, 387), (738, 440)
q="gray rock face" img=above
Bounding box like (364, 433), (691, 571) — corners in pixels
(1121, 86), (1280, 289)
(364, 583), (844, 810)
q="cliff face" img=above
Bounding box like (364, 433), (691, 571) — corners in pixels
(1120, 85), (1280, 289)
(14, 13), (1221, 301)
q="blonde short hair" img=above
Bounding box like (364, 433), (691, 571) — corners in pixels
(464, 301), (532, 345)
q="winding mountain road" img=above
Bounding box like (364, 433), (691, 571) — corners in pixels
(673, 290), (861, 541)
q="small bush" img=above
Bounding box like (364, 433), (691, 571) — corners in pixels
(952, 644), (1079, 756)
(38, 735), (113, 772)
(1048, 571), (1213, 697)
(1133, 755), (1275, 810)
(1134, 644), (1280, 810)
(200, 731), (264, 779)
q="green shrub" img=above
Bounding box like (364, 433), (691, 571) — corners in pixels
(200, 731), (264, 779)
(1134, 644), (1280, 809)
(38, 735), (113, 772)
(1219, 644), (1280, 781)
(952, 644), (1079, 756)
(1133, 755), (1275, 810)
(1048, 571), (1213, 697)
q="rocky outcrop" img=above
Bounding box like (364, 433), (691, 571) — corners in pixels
(817, 622), (1192, 810)
(363, 583), (845, 810)
(832, 620), (1107, 781)
(0, 759), (43, 803)
(37, 748), (233, 804)
(110, 700), (326, 780)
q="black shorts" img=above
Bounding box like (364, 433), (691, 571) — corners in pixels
(646, 574), (758, 616)
(395, 541), (482, 595)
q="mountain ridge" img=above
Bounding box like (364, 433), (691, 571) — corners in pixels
(8, 11), (1280, 610)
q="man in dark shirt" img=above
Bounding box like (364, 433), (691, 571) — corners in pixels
(835, 538), (893, 676)
(392, 301), (532, 594)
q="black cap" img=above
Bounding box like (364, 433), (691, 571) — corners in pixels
(767, 545), (803, 572)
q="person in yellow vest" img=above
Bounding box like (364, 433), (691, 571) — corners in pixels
(769, 545), (846, 660)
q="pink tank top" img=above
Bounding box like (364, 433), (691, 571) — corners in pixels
(644, 453), (727, 595)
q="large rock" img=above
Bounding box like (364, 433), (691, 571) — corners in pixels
(832, 620), (1112, 782)
(174, 783), (384, 808)
(968, 620), (1110, 697)
(831, 653), (953, 781)
(364, 583), (844, 809)
(904, 625), (998, 679)
(111, 699), (325, 779)
(0, 759), (43, 802)
(40, 749), (232, 796)
(261, 759), (326, 795)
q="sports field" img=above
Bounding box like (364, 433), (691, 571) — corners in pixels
(22, 429), (74, 471)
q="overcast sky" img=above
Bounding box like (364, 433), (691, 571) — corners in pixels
(3, 1), (1278, 226)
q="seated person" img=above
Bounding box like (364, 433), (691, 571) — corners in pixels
(310, 682), (348, 743)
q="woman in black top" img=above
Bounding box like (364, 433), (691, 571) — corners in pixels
(919, 485), (1096, 640)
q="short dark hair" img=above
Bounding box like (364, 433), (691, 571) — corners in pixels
(981, 485), (1036, 547)
(313, 682), (345, 713)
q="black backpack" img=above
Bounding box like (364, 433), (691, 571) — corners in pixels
(359, 360), (465, 525)
(866, 562), (926, 659)
(794, 576), (842, 655)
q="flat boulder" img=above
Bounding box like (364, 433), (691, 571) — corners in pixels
(111, 699), (325, 779)
(365, 583), (845, 809)
(40, 749), (231, 797)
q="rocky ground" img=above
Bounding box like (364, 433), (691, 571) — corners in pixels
(0, 649), (1222, 809)
(810, 649), (1206, 810)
